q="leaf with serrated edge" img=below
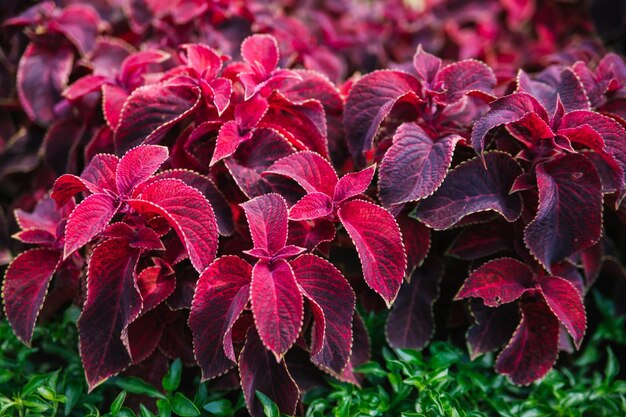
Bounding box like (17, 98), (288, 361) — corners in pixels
(289, 193), (333, 221)
(64, 193), (118, 259)
(334, 165), (376, 203)
(116, 145), (169, 196)
(539, 276), (586, 348)
(241, 194), (289, 255)
(265, 151), (338, 196)
(467, 300), (519, 360)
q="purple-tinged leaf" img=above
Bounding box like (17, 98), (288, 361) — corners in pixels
(412, 45), (441, 86)
(265, 151), (338, 196)
(250, 260), (303, 358)
(51, 4), (100, 55)
(136, 262), (175, 314)
(239, 329), (299, 417)
(63, 75), (108, 101)
(436, 60), (497, 104)
(539, 276), (586, 348)
(339, 312), (370, 384)
(179, 44), (222, 78)
(580, 241), (604, 288)
(338, 200), (406, 306)
(467, 300), (519, 359)
(289, 193), (333, 221)
(17, 43), (73, 125)
(287, 219), (336, 252)
(64, 193), (118, 258)
(344, 70), (421, 165)
(272, 245), (306, 260)
(386, 258), (442, 350)
(495, 297), (559, 385)
(78, 238), (140, 390)
(292, 254), (355, 374)
(102, 84), (128, 129)
(212, 121), (253, 167)
(379, 123), (461, 207)
(51, 175), (98, 207)
(334, 165), (376, 203)
(189, 256), (251, 380)
(81, 154), (120, 194)
(13, 230), (56, 246)
(241, 34), (279, 77)
(397, 214), (430, 276)
(447, 219), (515, 260)
(2, 249), (61, 345)
(241, 193), (289, 255)
(524, 154), (602, 272)
(414, 152), (523, 230)
(471, 93), (548, 156)
(127, 309), (164, 364)
(456, 258), (534, 306)
(116, 145), (169, 196)
(129, 179), (218, 273)
(115, 82), (201, 154)
(14, 196), (72, 236)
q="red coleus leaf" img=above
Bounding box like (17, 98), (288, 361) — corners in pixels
(49, 4), (100, 55)
(287, 219), (336, 252)
(338, 199), (406, 306)
(250, 260), (303, 359)
(136, 261), (175, 314)
(412, 45), (441, 86)
(334, 164), (376, 203)
(524, 154), (602, 272)
(397, 214), (430, 276)
(239, 329), (300, 417)
(456, 258), (534, 307)
(495, 297), (560, 385)
(516, 67), (590, 115)
(116, 145), (169, 196)
(289, 193), (333, 221)
(435, 59), (497, 104)
(189, 256), (251, 380)
(291, 254), (355, 374)
(414, 152), (523, 230)
(129, 179), (218, 273)
(379, 123), (461, 208)
(539, 276), (586, 348)
(2, 249), (61, 345)
(467, 300), (519, 360)
(447, 219), (516, 260)
(265, 151), (338, 196)
(127, 309), (164, 364)
(80, 154), (120, 194)
(240, 193), (289, 256)
(17, 43), (74, 125)
(386, 258), (442, 350)
(78, 238), (141, 390)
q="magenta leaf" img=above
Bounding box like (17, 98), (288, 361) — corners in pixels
(116, 145), (169, 196)
(412, 45), (441, 86)
(2, 249), (61, 345)
(539, 276), (586, 348)
(51, 4), (100, 54)
(51, 174), (99, 207)
(495, 298), (560, 385)
(386, 258), (442, 350)
(115, 81), (202, 154)
(212, 122), (253, 167)
(467, 301), (519, 359)
(344, 70), (421, 165)
(241, 193), (289, 255)
(265, 151), (338, 196)
(291, 254), (355, 374)
(80, 154), (120, 194)
(524, 154), (602, 272)
(78, 238), (141, 390)
(241, 34), (279, 78)
(436, 60), (497, 104)
(287, 219), (336, 252)
(250, 260), (303, 358)
(289, 193), (333, 221)
(338, 199), (406, 306)
(334, 165), (376, 203)
(136, 262), (175, 314)
(456, 258), (534, 306)
(189, 256), (251, 380)
(379, 123), (461, 207)
(414, 152), (523, 230)
(17, 43), (74, 125)
(63, 193), (119, 259)
(129, 179), (218, 273)
(239, 329), (300, 417)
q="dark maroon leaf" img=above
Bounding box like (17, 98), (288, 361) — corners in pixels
(539, 276), (586, 348)
(467, 300), (519, 359)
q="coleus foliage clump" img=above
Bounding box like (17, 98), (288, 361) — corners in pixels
(1, 1), (626, 416)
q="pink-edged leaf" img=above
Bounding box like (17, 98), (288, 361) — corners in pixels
(241, 34), (279, 77)
(52, 4), (100, 55)
(412, 45), (441, 86)
(17, 43), (73, 125)
(89, 37), (133, 79)
(211, 121), (253, 166)
(2, 249), (61, 345)
(338, 200), (406, 306)
(208, 77), (232, 115)
(51, 174), (98, 207)
(386, 258), (442, 350)
(120, 50), (170, 87)
(81, 154), (120, 194)
(127, 309), (164, 364)
(63, 75), (108, 101)
(344, 70), (421, 165)
(272, 245), (306, 260)
(471, 93), (548, 156)
(241, 193), (289, 255)
(495, 297), (560, 385)
(129, 179), (218, 273)
(250, 260), (303, 358)
(338, 312), (370, 384)
(115, 82), (201, 154)
(379, 123), (461, 207)
(580, 241), (604, 288)
(179, 44), (222, 77)
(189, 256), (251, 380)
(456, 258), (534, 306)
(116, 145), (169, 196)
(467, 300), (519, 359)
(13, 229), (56, 246)
(334, 165), (376, 203)
(64, 193), (118, 258)
(136, 262), (175, 313)
(524, 154), (602, 272)
(102, 84), (128, 129)
(539, 276), (586, 348)
(447, 219), (515, 260)
(397, 214), (430, 275)
(265, 151), (338, 196)
(289, 193), (333, 221)
(517, 68), (590, 115)
(239, 328), (300, 417)
(237, 93), (270, 129)
(436, 60), (497, 104)
(287, 219), (336, 252)
(14, 196), (72, 236)
(78, 238), (140, 390)
(414, 152), (523, 230)
(291, 254), (355, 374)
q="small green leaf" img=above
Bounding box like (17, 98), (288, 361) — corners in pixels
(203, 399), (233, 415)
(157, 399), (171, 417)
(36, 385), (56, 401)
(111, 391), (127, 415)
(256, 391), (279, 417)
(171, 392), (200, 417)
(118, 407), (138, 417)
(116, 377), (166, 399)
(605, 348), (619, 383)
(64, 381), (84, 415)
(140, 404), (157, 417)
(162, 359), (182, 393)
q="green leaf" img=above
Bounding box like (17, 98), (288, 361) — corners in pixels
(171, 392), (200, 417)
(140, 404), (157, 417)
(157, 399), (171, 417)
(605, 348), (619, 383)
(256, 391), (280, 417)
(116, 378), (166, 399)
(64, 381), (84, 415)
(111, 391), (127, 415)
(162, 359), (182, 393)
(203, 400), (232, 416)
(118, 407), (138, 417)
(36, 385), (56, 401)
